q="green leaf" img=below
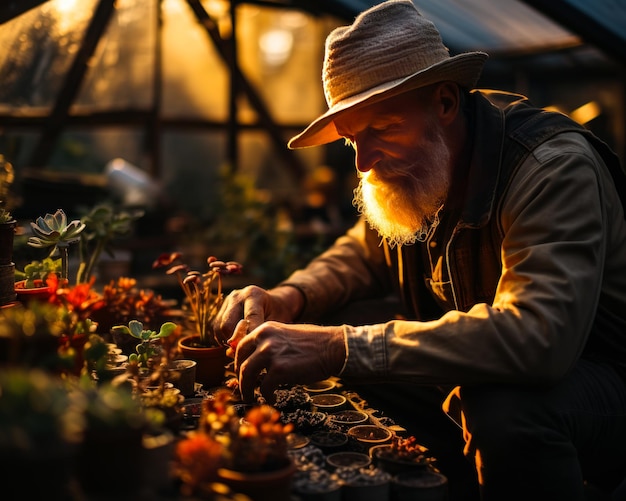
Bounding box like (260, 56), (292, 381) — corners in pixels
(111, 325), (131, 336)
(156, 322), (177, 338)
(128, 320), (144, 338)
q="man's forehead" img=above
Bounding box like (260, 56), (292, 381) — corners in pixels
(334, 96), (412, 134)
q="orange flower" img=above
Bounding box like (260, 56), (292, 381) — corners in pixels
(175, 432), (223, 494)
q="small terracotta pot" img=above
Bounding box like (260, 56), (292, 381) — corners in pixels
(177, 335), (228, 389)
(15, 279), (53, 303)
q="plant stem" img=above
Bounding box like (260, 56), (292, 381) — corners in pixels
(77, 238), (107, 284)
(59, 246), (69, 281)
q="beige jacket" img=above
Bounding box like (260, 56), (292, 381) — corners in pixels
(282, 91), (626, 386)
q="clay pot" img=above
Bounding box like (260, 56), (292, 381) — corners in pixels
(177, 334), (228, 389)
(167, 358), (197, 397)
(14, 279), (53, 303)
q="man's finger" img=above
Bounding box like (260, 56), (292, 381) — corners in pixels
(238, 348), (267, 402)
(227, 318), (249, 350)
(243, 295), (265, 331)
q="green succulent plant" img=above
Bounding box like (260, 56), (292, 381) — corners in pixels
(14, 257), (62, 288)
(28, 209), (85, 281)
(111, 320), (177, 368)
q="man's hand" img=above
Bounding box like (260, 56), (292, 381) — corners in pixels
(212, 285), (304, 349)
(234, 321), (346, 402)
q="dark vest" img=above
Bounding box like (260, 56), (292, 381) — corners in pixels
(389, 90), (625, 321)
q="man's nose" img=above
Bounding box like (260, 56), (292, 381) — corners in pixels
(354, 142), (382, 173)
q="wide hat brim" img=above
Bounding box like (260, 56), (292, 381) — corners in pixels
(288, 51), (487, 149)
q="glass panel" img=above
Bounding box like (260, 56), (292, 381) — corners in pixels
(162, 0), (229, 120)
(0, 0), (99, 110)
(74, 0), (155, 109)
(236, 5), (331, 124)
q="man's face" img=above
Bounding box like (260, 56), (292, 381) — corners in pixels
(335, 90), (453, 247)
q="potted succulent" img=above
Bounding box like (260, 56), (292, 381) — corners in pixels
(26, 208), (85, 284)
(111, 319), (177, 371)
(152, 252), (242, 388)
(14, 257), (62, 302)
(111, 319), (191, 430)
(174, 389), (295, 500)
(14, 208), (83, 302)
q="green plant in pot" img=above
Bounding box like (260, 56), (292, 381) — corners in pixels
(111, 319), (177, 371)
(27, 208), (85, 283)
(15, 257), (61, 288)
(111, 319), (186, 431)
(152, 252), (242, 389)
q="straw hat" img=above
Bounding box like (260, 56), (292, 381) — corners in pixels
(288, 0), (488, 149)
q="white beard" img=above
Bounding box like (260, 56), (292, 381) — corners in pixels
(352, 125), (451, 248)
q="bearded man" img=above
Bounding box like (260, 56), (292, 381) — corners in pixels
(213, 1), (626, 500)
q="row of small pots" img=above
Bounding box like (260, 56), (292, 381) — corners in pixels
(290, 443), (447, 501)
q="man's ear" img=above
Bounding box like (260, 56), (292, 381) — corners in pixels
(435, 82), (460, 125)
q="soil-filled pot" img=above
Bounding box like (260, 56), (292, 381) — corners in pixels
(339, 467), (391, 501)
(292, 468), (342, 501)
(167, 358), (197, 397)
(370, 444), (433, 476)
(390, 470), (449, 501)
(14, 279), (53, 303)
(177, 335), (228, 389)
(217, 460), (296, 501)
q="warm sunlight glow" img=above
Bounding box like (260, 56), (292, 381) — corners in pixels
(163, 0), (185, 15)
(55, 0), (79, 13)
(259, 29), (294, 67)
(570, 101), (601, 125)
(51, 0), (91, 35)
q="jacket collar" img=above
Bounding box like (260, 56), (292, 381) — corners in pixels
(456, 90), (524, 228)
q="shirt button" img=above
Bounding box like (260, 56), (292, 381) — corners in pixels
(429, 241), (437, 248)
